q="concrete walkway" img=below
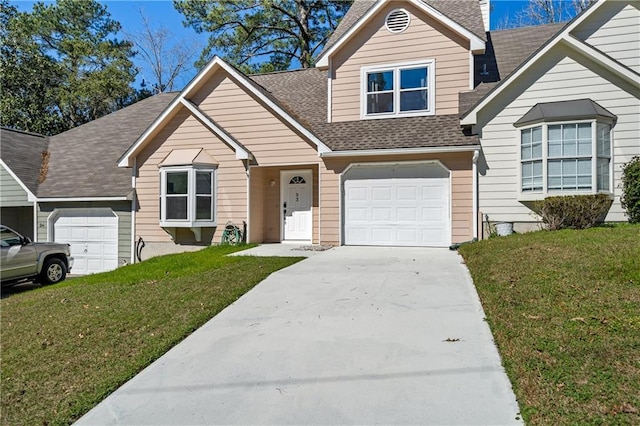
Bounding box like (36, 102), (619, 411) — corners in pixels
(77, 247), (521, 425)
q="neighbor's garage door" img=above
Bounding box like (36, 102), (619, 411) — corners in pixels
(344, 163), (450, 247)
(53, 209), (118, 275)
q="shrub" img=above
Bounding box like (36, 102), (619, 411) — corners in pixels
(621, 156), (640, 223)
(532, 193), (613, 230)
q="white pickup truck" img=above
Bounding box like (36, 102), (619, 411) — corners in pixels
(0, 225), (74, 287)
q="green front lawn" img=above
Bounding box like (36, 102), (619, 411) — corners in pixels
(1, 245), (302, 426)
(460, 224), (640, 425)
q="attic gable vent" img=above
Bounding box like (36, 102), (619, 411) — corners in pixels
(385, 9), (410, 33)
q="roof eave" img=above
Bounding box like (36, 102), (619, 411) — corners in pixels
(461, 0), (613, 126)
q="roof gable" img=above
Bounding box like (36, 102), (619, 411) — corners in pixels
(119, 57), (330, 168)
(0, 128), (49, 197)
(316, 0), (486, 68)
(461, 0), (640, 125)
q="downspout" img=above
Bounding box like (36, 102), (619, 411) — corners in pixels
(246, 159), (251, 243)
(33, 201), (38, 242)
(472, 149), (480, 239)
(130, 157), (137, 264)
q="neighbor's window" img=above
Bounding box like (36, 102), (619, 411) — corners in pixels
(520, 121), (612, 194)
(363, 61), (434, 118)
(160, 167), (215, 226)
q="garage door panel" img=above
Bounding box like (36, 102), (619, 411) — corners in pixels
(344, 164), (451, 247)
(372, 186), (392, 201)
(371, 228), (393, 244)
(372, 207), (392, 221)
(397, 186), (417, 200)
(397, 207), (417, 221)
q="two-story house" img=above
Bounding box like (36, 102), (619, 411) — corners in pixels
(2, 0), (638, 269)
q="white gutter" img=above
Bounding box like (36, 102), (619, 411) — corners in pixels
(36, 196), (129, 202)
(320, 145), (481, 158)
(472, 149), (480, 239)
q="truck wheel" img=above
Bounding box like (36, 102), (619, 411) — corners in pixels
(40, 258), (66, 285)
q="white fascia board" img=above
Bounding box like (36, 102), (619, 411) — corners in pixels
(213, 58), (332, 155)
(118, 58), (228, 168)
(37, 197), (130, 202)
(461, 0), (608, 126)
(0, 159), (38, 201)
(179, 98), (252, 160)
(320, 145), (480, 158)
(562, 35), (640, 87)
(316, 0), (485, 68)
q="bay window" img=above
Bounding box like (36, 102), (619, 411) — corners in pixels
(519, 121), (612, 195)
(160, 166), (216, 227)
(362, 60), (434, 118)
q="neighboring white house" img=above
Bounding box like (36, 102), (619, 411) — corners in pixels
(462, 0), (640, 232)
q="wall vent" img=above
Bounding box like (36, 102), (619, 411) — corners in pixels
(385, 9), (410, 33)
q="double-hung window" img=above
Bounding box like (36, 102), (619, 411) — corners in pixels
(362, 60), (435, 118)
(160, 166), (216, 227)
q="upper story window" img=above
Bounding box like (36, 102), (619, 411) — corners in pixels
(361, 60), (435, 119)
(158, 148), (218, 228)
(516, 99), (616, 197)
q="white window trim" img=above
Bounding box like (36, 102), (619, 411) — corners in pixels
(517, 119), (614, 201)
(159, 165), (217, 228)
(360, 59), (435, 120)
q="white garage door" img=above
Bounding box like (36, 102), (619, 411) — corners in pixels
(344, 163), (450, 247)
(53, 209), (119, 275)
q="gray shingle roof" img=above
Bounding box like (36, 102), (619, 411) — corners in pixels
(491, 22), (566, 78)
(459, 22), (565, 117)
(314, 115), (478, 151)
(37, 92), (177, 198)
(0, 128), (50, 194)
(250, 68), (328, 128)
(514, 99), (617, 126)
(320, 0), (486, 58)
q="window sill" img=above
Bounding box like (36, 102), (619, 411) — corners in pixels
(518, 191), (613, 202)
(361, 110), (435, 120)
(160, 221), (217, 228)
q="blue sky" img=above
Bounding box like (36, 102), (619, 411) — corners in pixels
(12, 0), (531, 90)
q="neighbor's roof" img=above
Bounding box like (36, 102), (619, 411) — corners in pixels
(459, 22), (566, 116)
(320, 0), (487, 58)
(0, 127), (50, 195)
(37, 92), (177, 198)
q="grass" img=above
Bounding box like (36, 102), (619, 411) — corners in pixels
(1, 244), (302, 426)
(459, 224), (640, 425)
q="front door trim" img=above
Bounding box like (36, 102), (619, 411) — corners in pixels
(280, 169), (313, 242)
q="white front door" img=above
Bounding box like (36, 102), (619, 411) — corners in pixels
(281, 170), (312, 241)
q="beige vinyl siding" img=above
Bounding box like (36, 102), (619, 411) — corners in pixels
(37, 201), (132, 263)
(192, 72), (320, 165)
(0, 166), (31, 206)
(331, 1), (470, 122)
(249, 165), (320, 243)
(136, 109), (248, 244)
(321, 152), (474, 245)
(477, 45), (640, 223)
(574, 1), (640, 74)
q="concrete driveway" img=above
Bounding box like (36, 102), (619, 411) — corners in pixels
(77, 246), (521, 425)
